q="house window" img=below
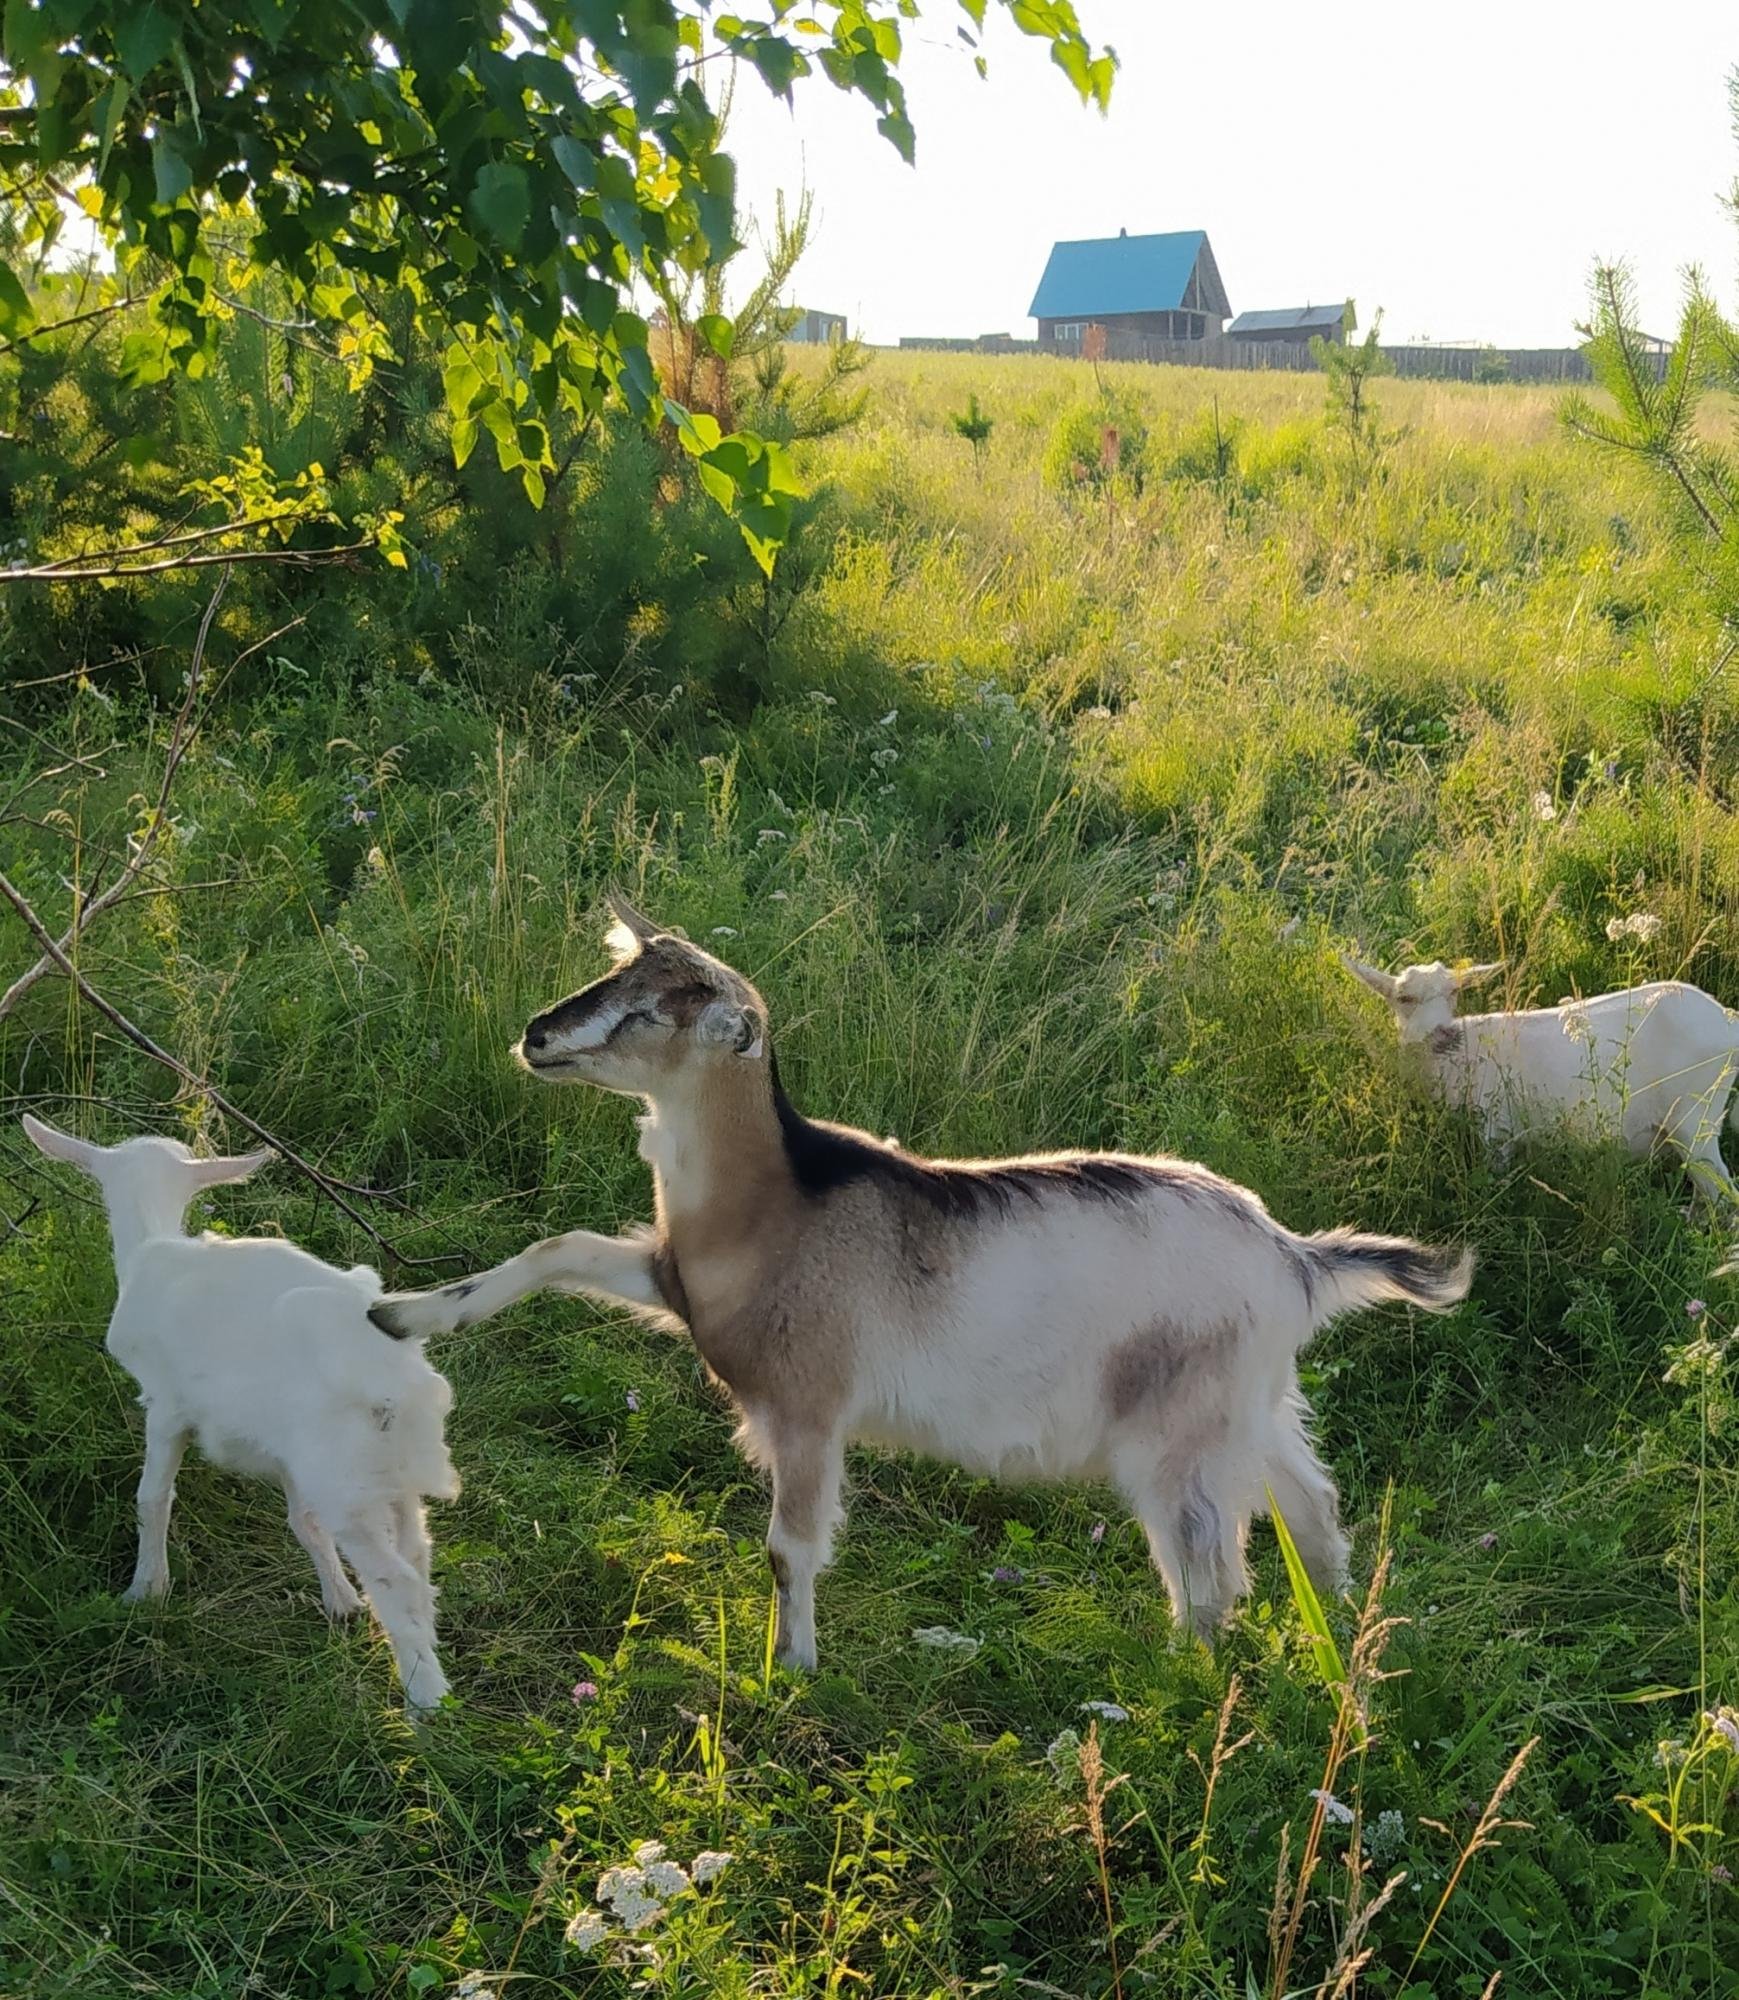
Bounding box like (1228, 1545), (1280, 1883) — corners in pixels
(1054, 322), (1083, 342)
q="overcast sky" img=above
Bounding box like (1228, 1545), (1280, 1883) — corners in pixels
(722, 1), (1738, 348)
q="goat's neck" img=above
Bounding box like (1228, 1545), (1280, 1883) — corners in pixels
(637, 1063), (783, 1231)
(99, 1185), (191, 1279)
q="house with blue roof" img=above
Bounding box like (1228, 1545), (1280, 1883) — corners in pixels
(1027, 228), (1231, 350)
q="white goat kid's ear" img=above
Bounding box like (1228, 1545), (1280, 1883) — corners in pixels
(187, 1147), (274, 1189)
(1340, 954), (1399, 1000)
(20, 1112), (105, 1170)
(695, 998), (765, 1059)
(1453, 961), (1504, 990)
(604, 892), (661, 955)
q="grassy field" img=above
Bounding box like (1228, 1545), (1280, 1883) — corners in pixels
(2, 348), (1737, 1999)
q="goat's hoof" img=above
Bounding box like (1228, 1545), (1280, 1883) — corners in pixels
(368, 1293), (451, 1341)
(121, 1577), (170, 1604)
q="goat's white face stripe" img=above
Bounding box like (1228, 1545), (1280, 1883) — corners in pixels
(552, 999), (628, 1052)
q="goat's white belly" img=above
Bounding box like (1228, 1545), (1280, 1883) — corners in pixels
(852, 1359), (1112, 1484)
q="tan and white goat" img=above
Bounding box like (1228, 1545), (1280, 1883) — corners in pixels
(1343, 956), (1739, 1202)
(372, 900), (1472, 1668)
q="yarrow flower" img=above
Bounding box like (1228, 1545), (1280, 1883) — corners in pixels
(644, 1859), (693, 1899)
(1706, 1707), (1739, 1753)
(1311, 1789), (1355, 1826)
(912, 1625), (981, 1658)
(453, 1977), (498, 2000)
(1046, 1727), (1082, 1787)
(632, 1842), (666, 1866)
(1606, 912), (1663, 942)
(1080, 1701), (1130, 1723)
(1364, 1808), (1407, 1865)
(710, 926), (739, 939)
(564, 1911), (609, 1950)
(1532, 790), (1557, 822)
(571, 1680), (599, 1703)
(691, 1850), (733, 1885)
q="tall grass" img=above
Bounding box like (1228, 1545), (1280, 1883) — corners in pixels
(0, 351), (1735, 1998)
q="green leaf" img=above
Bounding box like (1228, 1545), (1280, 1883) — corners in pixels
(469, 161), (530, 251)
(113, 1), (177, 79)
(696, 312), (733, 360)
(551, 134), (595, 191)
(450, 413), (478, 469)
(152, 131), (193, 205)
(1267, 1487), (1347, 1695)
(876, 110), (915, 163)
(0, 258), (34, 339)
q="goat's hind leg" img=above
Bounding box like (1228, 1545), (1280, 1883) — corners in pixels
(1262, 1405), (1350, 1597)
(337, 1515), (448, 1715)
(122, 1408), (190, 1602)
(1122, 1458), (1246, 1645)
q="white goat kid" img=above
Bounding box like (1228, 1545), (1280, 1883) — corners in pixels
(24, 1114), (458, 1714)
(1343, 957), (1739, 1201)
(371, 899), (1473, 1671)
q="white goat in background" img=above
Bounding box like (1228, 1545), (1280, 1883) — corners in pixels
(371, 898), (1473, 1671)
(1342, 957), (1739, 1200)
(24, 1114), (459, 1714)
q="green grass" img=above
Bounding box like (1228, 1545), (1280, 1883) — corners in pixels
(2, 350), (1737, 1999)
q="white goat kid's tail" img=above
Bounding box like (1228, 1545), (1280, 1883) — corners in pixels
(1297, 1229), (1474, 1326)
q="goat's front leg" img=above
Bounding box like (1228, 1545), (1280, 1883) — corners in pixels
(763, 1423), (847, 1672)
(369, 1228), (661, 1340)
(122, 1408), (190, 1602)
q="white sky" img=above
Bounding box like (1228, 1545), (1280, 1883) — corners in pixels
(723, 1), (1739, 348)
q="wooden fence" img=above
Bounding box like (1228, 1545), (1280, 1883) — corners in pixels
(895, 331), (1670, 385)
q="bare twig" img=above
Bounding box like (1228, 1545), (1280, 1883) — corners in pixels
(0, 577), (227, 1020)
(2, 535), (378, 584)
(0, 873), (455, 1267)
(0, 293), (139, 360)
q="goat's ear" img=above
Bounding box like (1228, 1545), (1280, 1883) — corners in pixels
(187, 1147), (274, 1188)
(1340, 954), (1398, 999)
(21, 1112), (103, 1169)
(604, 892), (661, 955)
(695, 997), (765, 1060)
(1453, 961), (1504, 990)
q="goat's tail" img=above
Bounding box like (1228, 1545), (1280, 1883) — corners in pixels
(1297, 1228), (1474, 1326)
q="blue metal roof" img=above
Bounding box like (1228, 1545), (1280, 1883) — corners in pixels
(1227, 304), (1351, 335)
(1028, 231), (1215, 320)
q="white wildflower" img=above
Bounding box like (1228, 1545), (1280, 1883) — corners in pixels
(757, 827), (788, 843)
(1606, 912), (1663, 942)
(564, 1911), (610, 1950)
(912, 1625), (981, 1657)
(618, 1892), (664, 1931)
(806, 689), (837, 706)
(1084, 705), (1111, 720)
(691, 1850), (734, 1885)
(644, 1859), (692, 1899)
(597, 1865), (648, 1906)
(877, 709), (898, 727)
(1532, 790), (1557, 822)
(632, 1841), (667, 1867)
(453, 1977), (498, 1999)
(1046, 1727), (1082, 1787)
(1310, 1789), (1355, 1826)
(871, 746), (898, 767)
(877, 783), (896, 797)
(1364, 1808), (1406, 1865)
(1708, 1707), (1739, 1753)
(1561, 1004), (1592, 1045)
(710, 926), (739, 938)
(1080, 1701), (1130, 1723)
(769, 890), (789, 901)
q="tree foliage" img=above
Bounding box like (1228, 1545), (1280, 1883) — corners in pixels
(0, 0), (1113, 569)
